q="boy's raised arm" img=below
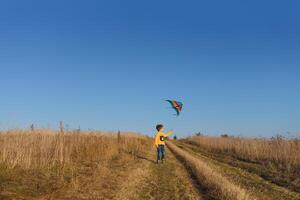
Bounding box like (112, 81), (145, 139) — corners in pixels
(164, 130), (174, 137)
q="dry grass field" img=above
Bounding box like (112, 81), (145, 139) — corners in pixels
(184, 136), (300, 193)
(186, 135), (300, 175)
(0, 130), (152, 200)
(0, 130), (299, 200)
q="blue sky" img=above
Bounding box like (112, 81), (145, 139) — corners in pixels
(0, 0), (300, 137)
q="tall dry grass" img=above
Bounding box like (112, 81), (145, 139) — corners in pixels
(0, 129), (150, 169)
(187, 135), (300, 173)
(167, 141), (253, 200)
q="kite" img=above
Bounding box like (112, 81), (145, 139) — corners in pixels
(166, 100), (183, 116)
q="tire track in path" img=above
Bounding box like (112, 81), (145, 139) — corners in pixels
(174, 141), (300, 200)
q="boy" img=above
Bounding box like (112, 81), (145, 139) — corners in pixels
(154, 124), (173, 164)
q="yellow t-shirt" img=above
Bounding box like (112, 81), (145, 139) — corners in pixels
(155, 131), (171, 146)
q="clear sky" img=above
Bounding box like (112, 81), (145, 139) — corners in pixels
(0, 0), (300, 137)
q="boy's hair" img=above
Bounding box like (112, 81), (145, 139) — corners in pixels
(156, 124), (164, 131)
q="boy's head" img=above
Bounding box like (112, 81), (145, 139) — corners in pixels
(156, 124), (164, 132)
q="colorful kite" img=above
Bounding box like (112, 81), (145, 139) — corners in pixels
(166, 100), (183, 116)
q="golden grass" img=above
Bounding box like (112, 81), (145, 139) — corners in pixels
(0, 129), (153, 199)
(167, 141), (253, 200)
(0, 129), (150, 169)
(187, 136), (300, 173)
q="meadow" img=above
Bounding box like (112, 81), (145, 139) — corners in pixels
(0, 129), (150, 169)
(186, 135), (300, 173)
(0, 130), (299, 200)
(0, 130), (152, 200)
(183, 135), (300, 192)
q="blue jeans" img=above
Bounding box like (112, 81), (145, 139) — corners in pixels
(157, 145), (165, 161)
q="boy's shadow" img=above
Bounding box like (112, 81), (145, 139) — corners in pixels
(136, 155), (157, 164)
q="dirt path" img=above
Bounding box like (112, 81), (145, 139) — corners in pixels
(28, 147), (203, 200)
(114, 147), (203, 200)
